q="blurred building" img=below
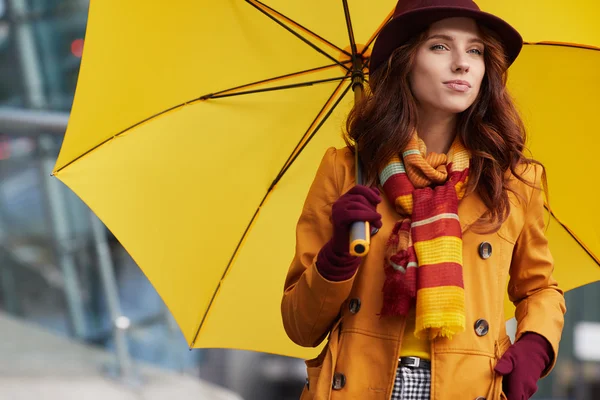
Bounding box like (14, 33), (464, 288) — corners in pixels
(0, 1), (597, 399)
(0, 0), (239, 398)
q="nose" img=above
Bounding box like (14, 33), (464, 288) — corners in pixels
(452, 53), (470, 73)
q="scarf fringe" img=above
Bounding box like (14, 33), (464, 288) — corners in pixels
(380, 264), (416, 317)
(415, 320), (466, 341)
(380, 220), (417, 317)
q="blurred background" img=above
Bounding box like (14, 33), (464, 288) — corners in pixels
(0, 1), (598, 399)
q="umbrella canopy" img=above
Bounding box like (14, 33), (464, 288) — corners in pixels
(54, 0), (600, 360)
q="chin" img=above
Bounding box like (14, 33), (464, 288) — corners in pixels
(442, 101), (474, 114)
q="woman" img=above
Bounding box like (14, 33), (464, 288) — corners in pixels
(281, 1), (566, 399)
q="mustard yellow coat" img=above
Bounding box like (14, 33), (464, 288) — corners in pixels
(281, 147), (566, 400)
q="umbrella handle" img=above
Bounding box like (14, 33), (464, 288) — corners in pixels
(350, 142), (372, 257)
(350, 221), (371, 257)
(349, 70), (373, 257)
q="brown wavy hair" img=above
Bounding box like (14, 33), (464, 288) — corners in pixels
(345, 24), (547, 231)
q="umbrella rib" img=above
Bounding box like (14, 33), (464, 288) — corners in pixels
(202, 62), (350, 99)
(189, 203), (263, 349)
(342, 0), (358, 57)
(203, 76), (348, 100)
(249, 0), (351, 57)
(270, 75), (350, 188)
(190, 80), (352, 348)
(525, 41), (600, 52)
(361, 9), (395, 56)
(546, 206), (600, 268)
(245, 0), (350, 71)
(53, 74), (349, 175)
(272, 81), (353, 188)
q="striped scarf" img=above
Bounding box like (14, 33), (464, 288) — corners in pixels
(379, 133), (469, 340)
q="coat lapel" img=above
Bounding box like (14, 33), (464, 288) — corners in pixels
(458, 190), (488, 233)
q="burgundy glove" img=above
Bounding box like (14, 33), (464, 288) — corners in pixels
(494, 333), (554, 400)
(316, 185), (382, 281)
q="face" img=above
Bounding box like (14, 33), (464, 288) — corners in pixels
(409, 17), (486, 116)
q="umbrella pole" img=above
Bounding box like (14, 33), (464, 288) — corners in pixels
(349, 64), (372, 257)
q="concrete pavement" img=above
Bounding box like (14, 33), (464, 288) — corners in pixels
(0, 312), (243, 400)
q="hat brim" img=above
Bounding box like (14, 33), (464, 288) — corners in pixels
(369, 7), (523, 74)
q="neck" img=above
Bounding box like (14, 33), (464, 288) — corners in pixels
(416, 107), (458, 154)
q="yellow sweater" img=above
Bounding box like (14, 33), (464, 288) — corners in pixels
(399, 307), (431, 360)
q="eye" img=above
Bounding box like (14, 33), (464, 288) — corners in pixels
(430, 44), (448, 51)
(469, 48), (484, 56)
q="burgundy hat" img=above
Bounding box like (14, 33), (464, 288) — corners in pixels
(369, 0), (523, 74)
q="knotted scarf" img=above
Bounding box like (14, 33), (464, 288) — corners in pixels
(379, 133), (470, 340)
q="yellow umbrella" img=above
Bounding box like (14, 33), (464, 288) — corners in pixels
(53, 1), (600, 360)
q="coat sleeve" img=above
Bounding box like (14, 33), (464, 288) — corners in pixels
(281, 147), (357, 348)
(508, 165), (566, 377)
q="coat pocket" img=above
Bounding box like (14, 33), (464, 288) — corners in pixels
(301, 363), (323, 400)
(302, 318), (344, 400)
(489, 335), (512, 399)
(302, 349), (326, 400)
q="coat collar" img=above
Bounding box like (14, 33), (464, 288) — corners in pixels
(458, 190), (488, 233)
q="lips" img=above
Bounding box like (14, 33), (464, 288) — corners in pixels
(444, 80), (471, 93)
(444, 80), (471, 87)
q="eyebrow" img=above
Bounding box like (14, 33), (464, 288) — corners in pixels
(426, 34), (484, 45)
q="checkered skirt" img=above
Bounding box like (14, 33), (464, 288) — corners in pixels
(390, 365), (431, 400)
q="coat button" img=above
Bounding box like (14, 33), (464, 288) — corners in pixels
(349, 298), (361, 314)
(332, 372), (346, 390)
(478, 242), (492, 259)
(474, 319), (489, 336)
